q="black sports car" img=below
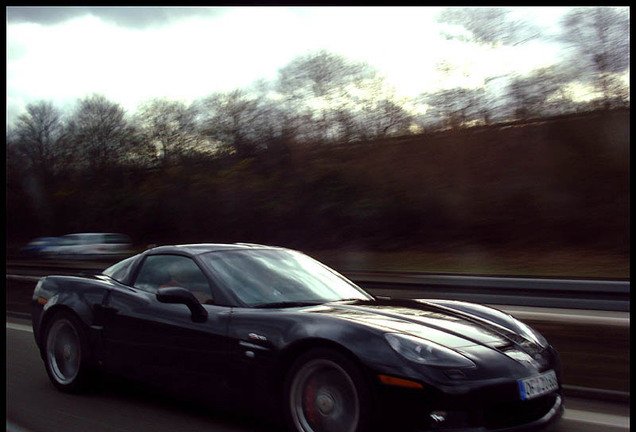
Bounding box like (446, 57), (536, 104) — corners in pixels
(32, 243), (564, 432)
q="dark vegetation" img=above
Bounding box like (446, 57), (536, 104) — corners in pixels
(7, 108), (629, 255)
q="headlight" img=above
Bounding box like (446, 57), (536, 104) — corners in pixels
(385, 333), (475, 368)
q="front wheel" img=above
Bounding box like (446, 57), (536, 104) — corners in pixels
(43, 311), (93, 393)
(284, 348), (372, 432)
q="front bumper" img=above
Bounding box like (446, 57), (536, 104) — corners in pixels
(478, 393), (563, 432)
(425, 393), (564, 432)
(374, 382), (563, 432)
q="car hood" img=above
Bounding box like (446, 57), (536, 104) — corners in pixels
(308, 298), (532, 351)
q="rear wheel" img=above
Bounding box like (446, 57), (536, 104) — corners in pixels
(43, 311), (93, 393)
(284, 348), (372, 432)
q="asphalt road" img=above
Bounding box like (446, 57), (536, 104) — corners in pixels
(7, 320), (629, 432)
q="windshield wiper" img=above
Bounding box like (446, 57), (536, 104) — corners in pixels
(253, 301), (325, 309)
(330, 298), (373, 304)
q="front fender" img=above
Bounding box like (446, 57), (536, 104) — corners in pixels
(281, 315), (404, 373)
(32, 276), (111, 357)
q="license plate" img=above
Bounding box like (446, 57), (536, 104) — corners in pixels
(518, 370), (558, 400)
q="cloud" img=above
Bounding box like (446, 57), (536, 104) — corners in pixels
(6, 7), (225, 29)
(6, 6), (582, 131)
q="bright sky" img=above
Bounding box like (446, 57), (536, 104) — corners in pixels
(6, 7), (572, 127)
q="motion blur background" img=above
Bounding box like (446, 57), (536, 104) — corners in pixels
(6, 7), (629, 278)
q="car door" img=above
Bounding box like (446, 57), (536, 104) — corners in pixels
(100, 253), (232, 400)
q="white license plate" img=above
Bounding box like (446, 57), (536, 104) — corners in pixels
(518, 370), (558, 400)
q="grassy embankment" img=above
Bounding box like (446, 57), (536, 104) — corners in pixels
(312, 247), (629, 279)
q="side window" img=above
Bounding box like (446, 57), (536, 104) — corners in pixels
(62, 235), (79, 246)
(134, 255), (213, 304)
(105, 234), (129, 244)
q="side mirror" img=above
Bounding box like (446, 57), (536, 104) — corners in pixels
(156, 286), (208, 323)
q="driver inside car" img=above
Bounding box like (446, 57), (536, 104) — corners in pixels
(160, 265), (185, 289)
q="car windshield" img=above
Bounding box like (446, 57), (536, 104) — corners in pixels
(200, 249), (372, 307)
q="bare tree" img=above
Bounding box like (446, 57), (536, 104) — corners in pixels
(506, 65), (576, 120)
(559, 7), (630, 108)
(357, 99), (414, 139)
(418, 87), (488, 129)
(276, 50), (374, 144)
(135, 98), (204, 166)
(7, 102), (64, 233)
(276, 50), (413, 144)
(66, 94), (133, 171)
(277, 49), (376, 101)
(436, 7), (543, 47)
(197, 89), (263, 157)
(12, 100), (65, 177)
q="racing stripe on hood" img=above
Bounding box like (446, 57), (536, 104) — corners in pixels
(321, 300), (540, 353)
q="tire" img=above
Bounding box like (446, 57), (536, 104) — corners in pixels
(43, 310), (93, 393)
(284, 348), (372, 432)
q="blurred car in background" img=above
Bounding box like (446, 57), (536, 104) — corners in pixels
(44, 233), (132, 257)
(20, 237), (62, 257)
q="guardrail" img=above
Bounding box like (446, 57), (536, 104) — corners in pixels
(6, 260), (630, 312)
(342, 271), (630, 312)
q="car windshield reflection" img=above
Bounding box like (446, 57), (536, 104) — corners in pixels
(200, 249), (372, 307)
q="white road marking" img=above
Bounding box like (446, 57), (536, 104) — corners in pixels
(6, 322), (33, 333)
(6, 421), (32, 432)
(564, 408), (630, 429)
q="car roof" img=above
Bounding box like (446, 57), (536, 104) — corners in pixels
(147, 243), (283, 256)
